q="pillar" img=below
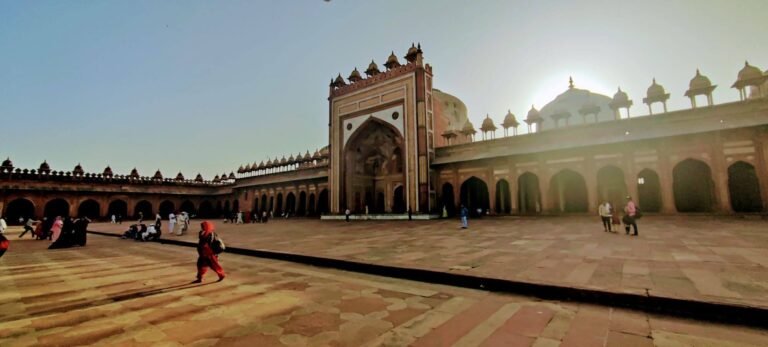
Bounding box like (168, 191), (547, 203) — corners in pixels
(711, 133), (732, 213)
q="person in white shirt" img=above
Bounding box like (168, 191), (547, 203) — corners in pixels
(598, 201), (613, 232)
(111, 214), (116, 223)
(168, 212), (177, 235)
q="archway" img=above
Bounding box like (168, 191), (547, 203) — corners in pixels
(232, 200), (240, 213)
(343, 118), (405, 214)
(198, 201), (214, 218)
(441, 183), (456, 216)
(637, 169), (661, 212)
(180, 200), (196, 215)
(4, 198), (35, 224)
(393, 185), (406, 213)
(134, 200), (153, 219)
(286, 192), (296, 214)
(728, 161), (763, 212)
(460, 176), (490, 217)
(223, 200), (231, 216)
(549, 169), (588, 213)
(298, 192), (307, 216)
(275, 193), (283, 215)
(495, 179), (512, 214)
(376, 192), (385, 213)
(77, 199), (101, 219)
(44, 199), (70, 218)
(597, 166), (627, 209)
(159, 200), (175, 217)
(673, 159), (714, 212)
(215, 201), (222, 217)
(517, 172), (541, 214)
(108, 199), (128, 219)
(308, 193), (316, 215)
(318, 189), (329, 215)
(261, 195), (268, 213)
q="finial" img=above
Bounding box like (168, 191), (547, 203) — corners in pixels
(745, 60), (749, 66)
(617, 86), (622, 92)
(652, 78), (656, 84)
(568, 76), (574, 89)
(696, 68), (701, 75)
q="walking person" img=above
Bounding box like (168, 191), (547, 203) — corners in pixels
(262, 210), (268, 223)
(460, 204), (469, 229)
(0, 218), (8, 258)
(111, 214), (116, 224)
(345, 208), (351, 222)
(623, 196), (639, 236)
(236, 211), (243, 224)
(19, 217), (37, 238)
(50, 216), (64, 243)
(137, 211), (144, 224)
(193, 221), (225, 283)
(598, 201), (613, 232)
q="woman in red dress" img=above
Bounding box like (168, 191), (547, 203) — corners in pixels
(193, 221), (225, 283)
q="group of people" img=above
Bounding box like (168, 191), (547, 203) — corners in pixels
(14, 215), (90, 248)
(599, 196), (640, 236)
(120, 211), (192, 241)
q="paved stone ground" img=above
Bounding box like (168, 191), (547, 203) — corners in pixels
(90, 216), (768, 311)
(2, 234), (768, 346)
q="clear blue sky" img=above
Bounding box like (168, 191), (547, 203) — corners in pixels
(2, 0), (766, 179)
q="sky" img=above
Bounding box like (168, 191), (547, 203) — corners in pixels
(1, 0), (767, 179)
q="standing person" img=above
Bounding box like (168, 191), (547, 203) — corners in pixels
(111, 214), (116, 224)
(0, 217), (7, 235)
(460, 204), (469, 229)
(236, 211), (243, 224)
(345, 208), (351, 222)
(623, 196), (639, 236)
(193, 221), (225, 283)
(138, 211), (144, 224)
(168, 212), (177, 235)
(50, 216), (64, 243)
(19, 217), (36, 238)
(117, 214), (123, 224)
(599, 201), (613, 232)
(262, 210), (268, 223)
(442, 206), (448, 218)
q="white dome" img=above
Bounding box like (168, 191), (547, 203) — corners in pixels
(538, 86), (613, 131)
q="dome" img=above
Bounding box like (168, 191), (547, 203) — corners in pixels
(244, 163), (252, 172)
(331, 74), (346, 88)
(195, 173), (204, 182)
(304, 150), (312, 162)
(502, 110), (519, 128)
(384, 51), (401, 69)
(433, 89), (469, 132)
(461, 120), (476, 135)
(480, 114), (497, 132)
(103, 166), (113, 177)
(348, 68), (362, 83)
(646, 78), (666, 98)
(690, 69), (712, 90)
(258, 161), (265, 169)
(404, 43), (419, 62)
(237, 165), (244, 174)
(537, 81), (614, 131)
(612, 87), (629, 103)
(280, 156), (287, 165)
(737, 61), (763, 82)
(320, 146), (329, 157)
(2, 157), (13, 169)
(266, 159), (273, 167)
(288, 154), (295, 163)
(525, 105), (542, 124)
(175, 172), (185, 181)
(153, 170), (163, 180)
(129, 168), (140, 178)
(73, 163), (84, 175)
(39, 160), (51, 172)
(228, 172), (236, 180)
(365, 60), (380, 76)
(312, 149), (321, 159)
(213, 175), (221, 183)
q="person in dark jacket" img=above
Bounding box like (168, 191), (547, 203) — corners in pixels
(460, 205), (469, 229)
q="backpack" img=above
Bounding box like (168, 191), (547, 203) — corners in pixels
(210, 232), (226, 254)
(634, 205), (643, 219)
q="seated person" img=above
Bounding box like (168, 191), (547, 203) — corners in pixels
(142, 222), (162, 241)
(122, 224), (139, 239)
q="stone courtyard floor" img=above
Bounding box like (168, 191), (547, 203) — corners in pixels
(2, 233), (768, 346)
(93, 216), (768, 312)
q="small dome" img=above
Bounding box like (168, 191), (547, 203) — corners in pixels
(331, 74), (346, 88)
(365, 60), (380, 76)
(320, 146), (330, 157)
(480, 114), (497, 132)
(526, 105), (542, 123)
(228, 172), (236, 180)
(237, 165), (245, 174)
(348, 68), (363, 82)
(288, 154), (295, 163)
(502, 110), (519, 128)
(404, 43), (419, 62)
(690, 69), (712, 90)
(39, 160), (51, 172)
(103, 166), (113, 177)
(195, 173), (204, 182)
(213, 175), (221, 183)
(73, 163), (84, 175)
(129, 168), (139, 178)
(612, 87), (629, 103)
(304, 150), (312, 162)
(646, 78), (666, 98)
(175, 172), (185, 181)
(2, 157), (13, 168)
(258, 161), (265, 169)
(153, 169), (163, 180)
(312, 149), (321, 159)
(266, 159), (273, 167)
(737, 61), (763, 82)
(461, 120), (476, 134)
(280, 156), (287, 165)
(384, 51), (401, 70)
(244, 163), (252, 172)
